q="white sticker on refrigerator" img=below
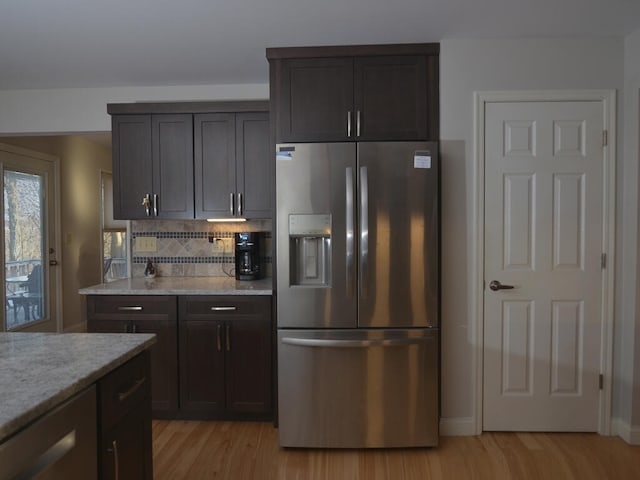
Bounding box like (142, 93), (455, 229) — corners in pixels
(414, 154), (431, 169)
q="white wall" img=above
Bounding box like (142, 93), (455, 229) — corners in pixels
(439, 37), (625, 434)
(0, 84), (269, 134)
(621, 28), (640, 442)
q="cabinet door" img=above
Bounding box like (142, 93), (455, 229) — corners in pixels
(152, 114), (194, 219)
(87, 295), (178, 419)
(354, 55), (428, 141)
(225, 304), (272, 414)
(194, 113), (236, 219)
(111, 115), (152, 219)
(236, 113), (271, 218)
(272, 57), (353, 142)
(179, 317), (226, 416)
(101, 402), (152, 480)
(132, 319), (178, 417)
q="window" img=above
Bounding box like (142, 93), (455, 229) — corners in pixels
(101, 172), (129, 281)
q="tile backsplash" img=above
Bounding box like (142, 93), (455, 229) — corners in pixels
(131, 219), (272, 278)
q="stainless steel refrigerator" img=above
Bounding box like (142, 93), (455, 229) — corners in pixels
(276, 142), (439, 448)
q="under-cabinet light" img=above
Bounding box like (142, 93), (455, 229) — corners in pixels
(206, 218), (247, 223)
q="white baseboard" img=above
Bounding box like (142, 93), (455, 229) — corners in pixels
(611, 417), (640, 445)
(440, 417), (477, 436)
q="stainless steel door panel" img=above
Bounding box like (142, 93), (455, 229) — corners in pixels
(277, 329), (439, 448)
(358, 142), (439, 328)
(276, 143), (357, 328)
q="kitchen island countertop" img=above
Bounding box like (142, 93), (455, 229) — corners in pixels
(0, 332), (155, 443)
(78, 276), (272, 296)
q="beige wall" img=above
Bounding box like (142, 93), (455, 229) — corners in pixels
(0, 135), (112, 331)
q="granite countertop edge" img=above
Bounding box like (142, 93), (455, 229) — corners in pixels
(0, 333), (156, 443)
(78, 276), (273, 296)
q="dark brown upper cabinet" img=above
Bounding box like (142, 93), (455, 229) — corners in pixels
(267, 44), (439, 143)
(112, 114), (194, 220)
(194, 112), (271, 220)
(108, 101), (271, 221)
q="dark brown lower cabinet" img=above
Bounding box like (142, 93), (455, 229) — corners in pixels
(97, 351), (153, 480)
(87, 295), (178, 418)
(179, 296), (272, 419)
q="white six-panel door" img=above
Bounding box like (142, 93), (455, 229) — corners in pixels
(483, 101), (604, 431)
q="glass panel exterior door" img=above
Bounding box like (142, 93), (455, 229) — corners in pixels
(4, 170), (46, 329)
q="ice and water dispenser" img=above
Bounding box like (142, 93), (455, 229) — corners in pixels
(288, 214), (331, 287)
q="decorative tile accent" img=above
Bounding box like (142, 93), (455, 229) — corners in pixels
(130, 219), (272, 278)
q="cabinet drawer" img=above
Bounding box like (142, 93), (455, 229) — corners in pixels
(99, 352), (151, 431)
(88, 295), (176, 317)
(180, 296), (270, 317)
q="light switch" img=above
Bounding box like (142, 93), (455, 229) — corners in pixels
(136, 236), (157, 252)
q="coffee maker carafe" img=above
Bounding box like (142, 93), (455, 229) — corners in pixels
(234, 232), (263, 280)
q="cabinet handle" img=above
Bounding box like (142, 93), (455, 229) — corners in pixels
(237, 193), (243, 216)
(123, 323), (130, 333)
(216, 324), (222, 352)
(347, 110), (352, 137)
(229, 193), (235, 216)
(108, 439), (119, 480)
(132, 323), (137, 333)
(142, 194), (151, 217)
(211, 306), (237, 312)
(153, 193), (158, 217)
(117, 377), (146, 402)
(226, 325), (231, 352)
(356, 110), (361, 137)
(117, 306), (143, 311)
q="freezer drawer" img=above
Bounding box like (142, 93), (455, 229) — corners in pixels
(277, 329), (439, 448)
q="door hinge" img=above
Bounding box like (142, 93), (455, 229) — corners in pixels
(599, 374), (604, 390)
(601, 253), (606, 269)
(603, 130), (608, 147)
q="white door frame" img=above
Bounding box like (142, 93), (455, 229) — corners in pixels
(0, 142), (63, 332)
(472, 90), (616, 435)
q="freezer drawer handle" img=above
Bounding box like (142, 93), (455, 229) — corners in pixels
(117, 306), (143, 311)
(211, 306), (237, 311)
(281, 337), (432, 348)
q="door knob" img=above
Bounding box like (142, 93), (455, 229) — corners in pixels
(489, 280), (515, 291)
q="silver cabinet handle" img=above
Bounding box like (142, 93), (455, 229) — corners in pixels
(359, 166), (369, 299)
(117, 377), (145, 402)
(237, 193), (243, 216)
(216, 324), (222, 352)
(345, 167), (355, 299)
(117, 306), (143, 311)
(229, 193), (235, 216)
(281, 337), (433, 348)
(142, 194), (151, 216)
(108, 439), (119, 480)
(347, 110), (352, 137)
(131, 323), (137, 333)
(210, 306), (237, 311)
(153, 193), (158, 217)
(226, 325), (231, 351)
(356, 110), (361, 137)
(15, 430), (76, 480)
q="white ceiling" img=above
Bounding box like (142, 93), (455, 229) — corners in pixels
(1, 0), (639, 91)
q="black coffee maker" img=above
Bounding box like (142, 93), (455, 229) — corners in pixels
(234, 232), (264, 280)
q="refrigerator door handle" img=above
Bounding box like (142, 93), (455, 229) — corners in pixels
(346, 167), (355, 298)
(281, 336), (433, 348)
(359, 166), (369, 298)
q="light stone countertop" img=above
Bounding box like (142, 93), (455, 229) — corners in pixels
(78, 276), (272, 296)
(0, 332), (155, 443)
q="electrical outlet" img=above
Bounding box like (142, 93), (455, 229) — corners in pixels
(136, 236), (157, 252)
(211, 237), (232, 254)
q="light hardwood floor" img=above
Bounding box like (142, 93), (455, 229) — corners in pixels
(152, 420), (640, 479)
